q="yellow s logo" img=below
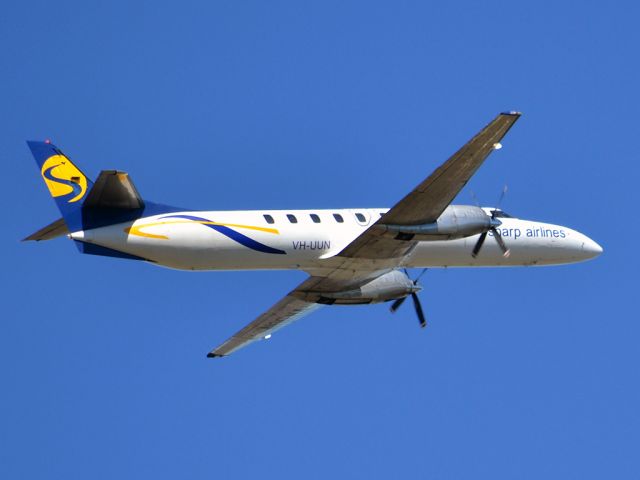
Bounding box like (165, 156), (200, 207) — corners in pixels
(40, 155), (87, 203)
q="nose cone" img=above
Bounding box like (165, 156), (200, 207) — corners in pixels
(582, 237), (603, 259)
(559, 230), (603, 264)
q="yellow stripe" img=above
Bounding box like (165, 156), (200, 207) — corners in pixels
(124, 225), (169, 239)
(124, 220), (280, 240)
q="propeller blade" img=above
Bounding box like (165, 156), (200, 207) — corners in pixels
(491, 185), (508, 218)
(491, 227), (511, 257)
(411, 292), (427, 328)
(472, 232), (488, 258)
(390, 296), (408, 313)
(413, 268), (428, 284)
(470, 190), (481, 208)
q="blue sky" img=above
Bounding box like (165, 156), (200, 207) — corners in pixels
(2, 1), (638, 478)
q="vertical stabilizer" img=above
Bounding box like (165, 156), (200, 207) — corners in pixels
(27, 141), (93, 231)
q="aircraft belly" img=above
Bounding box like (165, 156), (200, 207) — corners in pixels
(148, 248), (310, 271)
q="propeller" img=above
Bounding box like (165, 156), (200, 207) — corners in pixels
(471, 186), (510, 259)
(390, 269), (427, 328)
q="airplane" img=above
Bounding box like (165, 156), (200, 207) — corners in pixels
(24, 112), (602, 357)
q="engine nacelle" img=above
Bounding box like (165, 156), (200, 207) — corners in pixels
(379, 205), (499, 241)
(313, 270), (418, 305)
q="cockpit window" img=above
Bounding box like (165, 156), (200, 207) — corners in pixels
(492, 209), (513, 218)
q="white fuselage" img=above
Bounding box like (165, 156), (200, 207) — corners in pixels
(69, 207), (602, 271)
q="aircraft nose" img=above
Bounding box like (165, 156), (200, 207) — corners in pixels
(580, 236), (603, 259)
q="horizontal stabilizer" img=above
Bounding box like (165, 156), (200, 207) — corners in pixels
(22, 217), (69, 241)
(83, 170), (144, 210)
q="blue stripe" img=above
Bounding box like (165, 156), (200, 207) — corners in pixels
(160, 214), (286, 255)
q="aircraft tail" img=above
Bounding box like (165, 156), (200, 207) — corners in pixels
(26, 140), (156, 238)
(27, 140), (93, 231)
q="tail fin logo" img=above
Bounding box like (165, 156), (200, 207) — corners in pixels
(40, 155), (88, 203)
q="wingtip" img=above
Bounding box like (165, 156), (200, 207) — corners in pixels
(207, 352), (223, 358)
(500, 111), (522, 117)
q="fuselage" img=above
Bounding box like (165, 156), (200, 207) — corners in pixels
(69, 206), (602, 271)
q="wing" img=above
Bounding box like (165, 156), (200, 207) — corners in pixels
(209, 112), (521, 357)
(339, 111), (520, 259)
(207, 290), (322, 357)
(379, 112), (520, 226)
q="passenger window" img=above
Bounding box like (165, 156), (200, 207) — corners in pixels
(287, 214), (298, 224)
(333, 213), (344, 223)
(310, 214), (321, 223)
(355, 213), (366, 223)
(263, 214), (275, 224)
